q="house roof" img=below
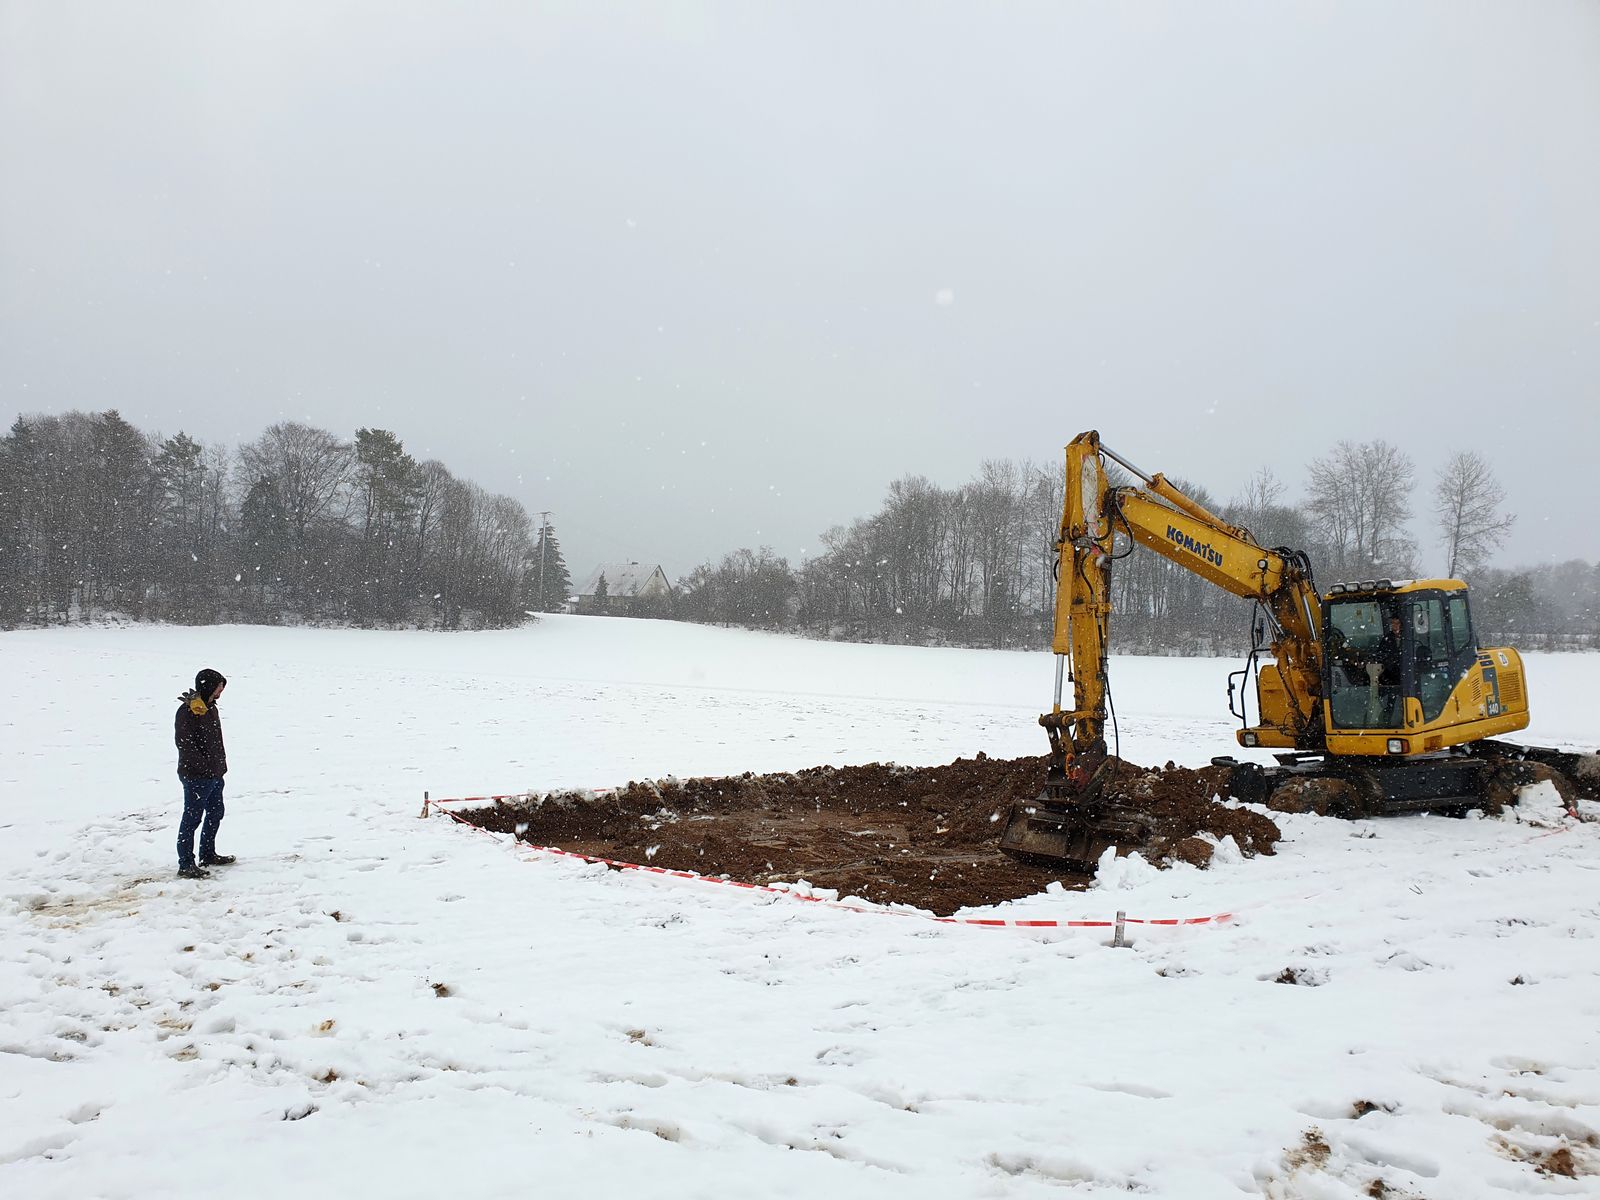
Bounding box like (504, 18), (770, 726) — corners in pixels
(576, 561), (670, 597)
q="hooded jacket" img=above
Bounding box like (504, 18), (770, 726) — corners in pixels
(175, 669), (228, 778)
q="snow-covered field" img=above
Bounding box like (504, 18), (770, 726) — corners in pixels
(3, 616), (1597, 1197)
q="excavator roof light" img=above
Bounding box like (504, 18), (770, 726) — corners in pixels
(1329, 578), (1426, 599)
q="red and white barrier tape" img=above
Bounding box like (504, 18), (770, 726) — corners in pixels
(424, 799), (1233, 931)
(427, 789), (614, 805)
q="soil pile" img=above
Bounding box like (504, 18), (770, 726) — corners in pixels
(462, 754), (1279, 916)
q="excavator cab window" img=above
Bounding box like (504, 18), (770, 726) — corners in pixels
(1323, 596), (1406, 729)
(1440, 588), (1472, 704)
(1413, 596), (1452, 721)
(1326, 591), (1478, 728)
(1446, 593), (1476, 659)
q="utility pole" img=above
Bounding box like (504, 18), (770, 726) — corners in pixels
(536, 511), (552, 610)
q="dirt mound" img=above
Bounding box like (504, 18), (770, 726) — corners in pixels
(1097, 760), (1281, 863)
(461, 753), (1279, 916)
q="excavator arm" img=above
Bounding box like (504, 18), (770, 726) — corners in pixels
(1006, 430), (1325, 864)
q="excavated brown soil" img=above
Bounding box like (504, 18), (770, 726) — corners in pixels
(460, 754), (1280, 916)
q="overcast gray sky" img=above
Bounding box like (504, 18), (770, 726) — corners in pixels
(3, 1), (1597, 581)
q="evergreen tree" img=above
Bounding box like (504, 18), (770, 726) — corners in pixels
(528, 521), (573, 611)
(83, 410), (156, 616)
(352, 428), (420, 621)
(153, 432), (214, 619)
(239, 475), (291, 614)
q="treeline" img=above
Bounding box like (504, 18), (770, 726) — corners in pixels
(673, 440), (1599, 654)
(678, 462), (1063, 645)
(0, 411), (572, 629)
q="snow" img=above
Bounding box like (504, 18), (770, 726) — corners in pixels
(2, 615), (1598, 1197)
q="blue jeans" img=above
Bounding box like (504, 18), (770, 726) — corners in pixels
(177, 777), (226, 868)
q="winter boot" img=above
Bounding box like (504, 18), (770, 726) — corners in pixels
(200, 854), (236, 867)
(177, 865), (211, 880)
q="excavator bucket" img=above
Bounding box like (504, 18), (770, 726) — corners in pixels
(999, 796), (1104, 868)
(998, 757), (1151, 872)
(998, 797), (1153, 872)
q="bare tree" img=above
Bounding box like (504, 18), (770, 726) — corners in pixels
(878, 475), (945, 634)
(431, 476), (481, 629)
(238, 423), (352, 544)
(941, 485), (978, 623)
(971, 459), (1025, 646)
(1433, 450), (1515, 578)
(413, 459), (454, 578)
(1232, 467), (1285, 535)
(479, 494), (533, 623)
(1027, 459), (1066, 643)
(1305, 439), (1417, 577)
(695, 546), (794, 628)
(237, 422), (354, 608)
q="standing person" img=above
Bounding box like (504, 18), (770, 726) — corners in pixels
(1377, 613), (1405, 687)
(175, 668), (234, 879)
(1360, 612), (1406, 726)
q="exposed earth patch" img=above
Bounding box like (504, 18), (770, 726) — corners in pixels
(459, 754), (1281, 915)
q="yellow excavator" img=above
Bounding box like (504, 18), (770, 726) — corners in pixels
(1000, 430), (1595, 869)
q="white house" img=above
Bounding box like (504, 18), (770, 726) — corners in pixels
(575, 562), (674, 613)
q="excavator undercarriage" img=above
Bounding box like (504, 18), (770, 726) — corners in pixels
(1215, 739), (1600, 818)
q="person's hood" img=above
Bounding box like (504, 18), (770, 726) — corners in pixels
(181, 668), (227, 716)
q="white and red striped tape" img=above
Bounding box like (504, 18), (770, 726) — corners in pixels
(423, 793), (1234, 931)
(428, 789), (615, 805)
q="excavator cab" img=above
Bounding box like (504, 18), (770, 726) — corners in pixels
(1314, 580), (1528, 756)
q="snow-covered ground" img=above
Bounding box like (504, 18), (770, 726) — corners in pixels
(3, 616), (1597, 1197)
